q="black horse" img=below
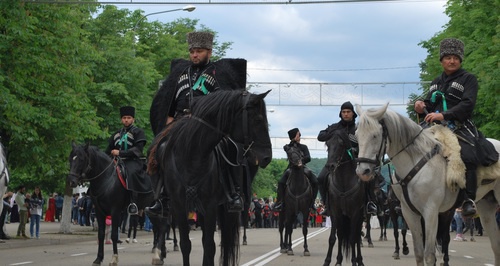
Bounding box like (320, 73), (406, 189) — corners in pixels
(386, 184), (409, 260)
(279, 144), (313, 256)
(323, 129), (365, 266)
(67, 143), (153, 266)
(362, 172), (386, 248)
(156, 89), (272, 266)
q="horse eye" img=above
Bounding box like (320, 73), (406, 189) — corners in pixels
(73, 156), (77, 161)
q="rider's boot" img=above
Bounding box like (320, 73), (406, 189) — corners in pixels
(273, 182), (285, 212)
(461, 166), (477, 217)
(145, 193), (170, 218)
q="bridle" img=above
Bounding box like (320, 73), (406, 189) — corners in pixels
(328, 131), (356, 175)
(191, 91), (266, 167)
(68, 148), (114, 184)
(356, 118), (440, 215)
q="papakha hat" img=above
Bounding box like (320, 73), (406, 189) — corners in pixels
(440, 38), (464, 62)
(120, 106), (135, 118)
(287, 128), (300, 140)
(187, 31), (214, 50)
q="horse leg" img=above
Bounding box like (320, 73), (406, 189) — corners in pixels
(302, 215), (310, 256)
(200, 212), (216, 266)
(335, 230), (343, 266)
(437, 211), (453, 266)
(93, 215), (106, 266)
(285, 219), (294, 255)
(365, 215), (373, 248)
(242, 210), (248, 245)
(423, 213), (439, 266)
(176, 216), (192, 266)
(392, 213), (401, 260)
(401, 219), (409, 256)
(476, 193), (500, 265)
(323, 225), (337, 266)
(279, 216), (286, 253)
(109, 222), (120, 266)
(172, 220), (179, 252)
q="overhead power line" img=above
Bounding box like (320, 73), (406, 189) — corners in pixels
(26, 0), (445, 5)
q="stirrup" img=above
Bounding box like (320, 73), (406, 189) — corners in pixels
(128, 203), (138, 215)
(461, 199), (476, 217)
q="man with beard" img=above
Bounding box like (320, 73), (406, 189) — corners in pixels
(146, 31), (245, 216)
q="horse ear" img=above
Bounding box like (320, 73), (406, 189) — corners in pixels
(355, 104), (363, 116)
(72, 141), (77, 149)
(257, 90), (271, 99)
(84, 142), (90, 150)
(371, 103), (390, 120)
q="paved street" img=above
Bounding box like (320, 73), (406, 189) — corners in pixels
(0, 220), (496, 266)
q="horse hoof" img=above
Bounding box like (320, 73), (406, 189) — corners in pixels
(368, 243), (374, 248)
(378, 237), (383, 241)
(92, 259), (102, 266)
(243, 240), (247, 245)
(287, 250), (294, 256)
(152, 258), (164, 265)
(392, 252), (400, 259)
(304, 251), (310, 256)
(403, 247), (409, 255)
(384, 236), (388, 241)
(174, 246), (179, 251)
(280, 248), (287, 253)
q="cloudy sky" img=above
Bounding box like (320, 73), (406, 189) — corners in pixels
(114, 0), (449, 158)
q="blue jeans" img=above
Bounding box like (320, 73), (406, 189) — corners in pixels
(454, 211), (464, 234)
(144, 215), (152, 232)
(30, 215), (41, 238)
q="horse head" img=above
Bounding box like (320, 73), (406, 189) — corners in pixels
(67, 142), (92, 188)
(284, 144), (303, 169)
(355, 103), (389, 182)
(326, 129), (354, 173)
(219, 90), (272, 168)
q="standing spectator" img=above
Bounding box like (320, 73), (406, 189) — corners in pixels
(77, 192), (87, 226)
(143, 213), (152, 232)
(29, 187), (43, 239)
(44, 193), (56, 222)
(9, 190), (19, 223)
(126, 211), (140, 243)
(474, 216), (483, 236)
(252, 198), (263, 228)
(85, 194), (92, 226)
(54, 193), (63, 222)
(453, 208), (467, 241)
(0, 191), (14, 240)
(15, 185), (29, 238)
(71, 193), (79, 225)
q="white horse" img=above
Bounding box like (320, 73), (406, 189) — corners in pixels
(355, 103), (499, 266)
(0, 142), (9, 218)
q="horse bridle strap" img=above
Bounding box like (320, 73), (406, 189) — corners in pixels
(394, 144), (440, 216)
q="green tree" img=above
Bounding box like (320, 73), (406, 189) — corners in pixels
(417, 0), (500, 138)
(0, 2), (102, 191)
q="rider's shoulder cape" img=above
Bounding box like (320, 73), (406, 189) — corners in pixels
(150, 58), (247, 136)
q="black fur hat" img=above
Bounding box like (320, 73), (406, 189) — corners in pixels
(120, 106), (135, 118)
(440, 38), (464, 62)
(339, 101), (357, 119)
(288, 128), (299, 140)
(187, 31), (214, 50)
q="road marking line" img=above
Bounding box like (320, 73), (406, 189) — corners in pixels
(9, 262), (34, 265)
(242, 227), (329, 266)
(70, 253), (88, 256)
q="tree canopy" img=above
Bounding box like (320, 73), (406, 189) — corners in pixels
(415, 0), (499, 138)
(0, 1), (231, 193)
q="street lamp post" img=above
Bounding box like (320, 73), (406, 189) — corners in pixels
(133, 5), (196, 30)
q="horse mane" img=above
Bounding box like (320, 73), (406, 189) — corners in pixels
(359, 107), (440, 161)
(166, 89), (249, 150)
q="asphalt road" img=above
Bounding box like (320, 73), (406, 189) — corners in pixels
(0, 221), (496, 266)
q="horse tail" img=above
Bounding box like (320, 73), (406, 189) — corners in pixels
(339, 217), (352, 258)
(218, 206), (240, 266)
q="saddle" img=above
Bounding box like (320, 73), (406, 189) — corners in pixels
(428, 125), (500, 189)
